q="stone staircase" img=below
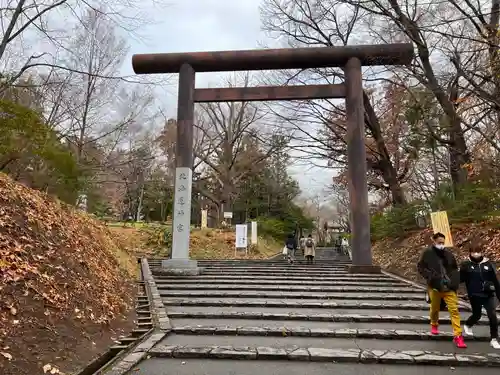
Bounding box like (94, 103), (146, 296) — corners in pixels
(127, 249), (500, 374)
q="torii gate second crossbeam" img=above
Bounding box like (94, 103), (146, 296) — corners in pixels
(132, 43), (414, 274)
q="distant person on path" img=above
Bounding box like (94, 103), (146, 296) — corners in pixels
(304, 234), (316, 264)
(341, 237), (349, 255)
(417, 232), (467, 348)
(284, 233), (297, 264)
(334, 236), (342, 253)
(460, 247), (500, 349)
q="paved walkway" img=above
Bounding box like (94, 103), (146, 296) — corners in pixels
(125, 249), (500, 374)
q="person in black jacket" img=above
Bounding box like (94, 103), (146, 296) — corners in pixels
(417, 232), (467, 348)
(284, 234), (297, 264)
(460, 247), (500, 349)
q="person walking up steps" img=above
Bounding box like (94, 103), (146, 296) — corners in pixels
(284, 233), (297, 264)
(417, 232), (467, 348)
(460, 247), (500, 349)
(304, 234), (316, 264)
(299, 235), (306, 256)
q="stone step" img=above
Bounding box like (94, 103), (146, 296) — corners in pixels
(159, 291), (424, 300)
(155, 279), (407, 286)
(109, 344), (129, 352)
(195, 259), (352, 263)
(169, 318), (489, 333)
(201, 267), (352, 276)
(198, 271), (359, 277)
(131, 328), (150, 337)
(130, 358), (500, 374)
(155, 284), (421, 293)
(197, 263), (351, 268)
(200, 266), (349, 271)
(166, 311), (491, 325)
(196, 260), (353, 264)
(166, 305), (473, 316)
(161, 298), (472, 311)
(160, 330), (498, 349)
(118, 337), (138, 344)
(197, 259), (348, 262)
(153, 275), (394, 281)
(201, 266), (351, 271)
(148, 341), (500, 367)
(169, 324), (493, 341)
(149, 261), (352, 266)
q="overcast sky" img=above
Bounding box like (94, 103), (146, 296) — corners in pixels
(124, 0), (333, 198)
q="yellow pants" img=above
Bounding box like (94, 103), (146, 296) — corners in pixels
(428, 288), (462, 336)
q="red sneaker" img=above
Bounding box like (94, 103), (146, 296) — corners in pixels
(430, 325), (439, 335)
(453, 335), (467, 348)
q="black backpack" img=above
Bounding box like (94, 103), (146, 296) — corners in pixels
(306, 238), (314, 247)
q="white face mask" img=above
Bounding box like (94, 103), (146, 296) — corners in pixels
(435, 244), (445, 250)
(471, 253), (482, 258)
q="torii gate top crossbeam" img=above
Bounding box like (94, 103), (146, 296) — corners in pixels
(132, 43), (414, 74)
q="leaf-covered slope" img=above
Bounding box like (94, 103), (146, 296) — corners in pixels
(0, 173), (136, 375)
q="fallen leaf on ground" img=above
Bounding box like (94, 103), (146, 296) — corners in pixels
(0, 172), (136, 375)
(1, 352), (13, 360)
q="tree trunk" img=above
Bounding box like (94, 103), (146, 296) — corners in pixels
(363, 93), (407, 205)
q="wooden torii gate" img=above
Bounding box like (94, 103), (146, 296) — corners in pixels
(132, 43), (414, 274)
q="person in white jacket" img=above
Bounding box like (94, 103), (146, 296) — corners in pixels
(304, 234), (316, 264)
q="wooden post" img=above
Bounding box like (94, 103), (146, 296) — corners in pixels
(344, 57), (380, 273)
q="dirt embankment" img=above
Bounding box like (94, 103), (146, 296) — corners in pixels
(372, 223), (500, 284)
(109, 225), (282, 259)
(0, 173), (138, 375)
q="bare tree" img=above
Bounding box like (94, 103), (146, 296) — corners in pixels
(171, 76), (285, 223)
(260, 0), (409, 204)
(57, 9), (156, 176)
(261, 0), (500, 203)
(0, 0), (161, 90)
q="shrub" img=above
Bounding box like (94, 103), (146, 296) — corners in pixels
(371, 203), (426, 240)
(257, 217), (288, 240)
(143, 225), (172, 250)
(437, 183), (500, 224)
(371, 181), (500, 240)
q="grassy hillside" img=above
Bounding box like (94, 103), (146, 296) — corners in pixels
(108, 224), (283, 259)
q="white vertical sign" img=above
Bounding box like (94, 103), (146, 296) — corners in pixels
(171, 167), (193, 259)
(251, 221), (258, 245)
(235, 224), (248, 249)
(201, 209), (208, 228)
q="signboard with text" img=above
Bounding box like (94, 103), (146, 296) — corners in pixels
(430, 210), (453, 247)
(235, 224), (248, 249)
